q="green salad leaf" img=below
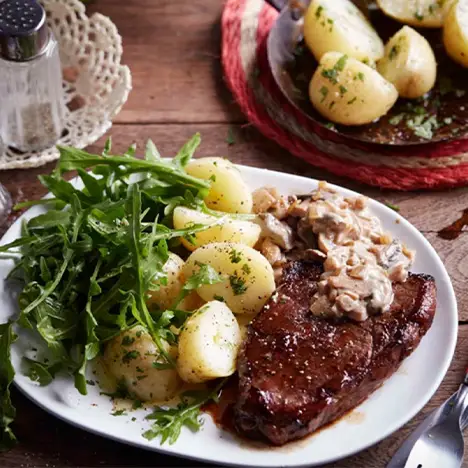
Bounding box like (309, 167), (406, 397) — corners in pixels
(0, 323), (17, 451)
(0, 134), (232, 448)
(142, 378), (226, 444)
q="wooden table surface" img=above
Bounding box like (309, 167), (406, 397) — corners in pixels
(1, 1), (468, 467)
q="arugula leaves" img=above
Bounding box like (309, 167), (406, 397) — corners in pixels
(172, 263), (223, 309)
(143, 378), (226, 444)
(0, 135), (222, 448)
(0, 323), (17, 451)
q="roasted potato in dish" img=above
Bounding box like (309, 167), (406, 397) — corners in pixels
(304, 0), (384, 62)
(443, 0), (468, 67)
(310, 52), (398, 125)
(377, 0), (454, 28)
(378, 26), (437, 98)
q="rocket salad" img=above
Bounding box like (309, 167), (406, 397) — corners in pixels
(0, 134), (234, 450)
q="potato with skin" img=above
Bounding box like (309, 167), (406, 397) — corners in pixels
(184, 242), (276, 315)
(146, 253), (203, 311)
(104, 326), (181, 402)
(177, 301), (241, 383)
(185, 158), (253, 214)
(377, 0), (455, 29)
(310, 52), (398, 125)
(173, 207), (261, 251)
(378, 26), (437, 98)
(304, 0), (384, 62)
(443, 0), (468, 68)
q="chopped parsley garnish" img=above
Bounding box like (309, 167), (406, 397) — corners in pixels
(121, 335), (135, 346)
(389, 114), (404, 126)
(133, 400), (143, 409)
(324, 122), (336, 130)
(241, 263), (251, 275)
(229, 273), (248, 296)
(86, 379), (95, 386)
(319, 86), (329, 102)
(414, 12), (424, 21)
(407, 114), (439, 140)
(389, 45), (399, 60)
(229, 248), (242, 264)
(347, 97), (357, 105)
(209, 174), (216, 183)
(226, 128), (235, 146)
(321, 55), (348, 84)
(213, 294), (225, 302)
(112, 409), (127, 416)
(122, 350), (140, 364)
(339, 85), (347, 95)
(315, 5), (324, 18)
(385, 202), (400, 212)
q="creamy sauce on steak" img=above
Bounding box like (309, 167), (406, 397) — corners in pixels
(306, 182), (414, 322)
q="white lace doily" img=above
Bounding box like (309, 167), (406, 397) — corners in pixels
(0, 0), (132, 170)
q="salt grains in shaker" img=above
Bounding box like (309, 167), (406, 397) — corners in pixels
(0, 0), (65, 152)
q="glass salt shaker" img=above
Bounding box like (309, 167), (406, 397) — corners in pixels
(0, 0), (66, 152)
(0, 135), (12, 227)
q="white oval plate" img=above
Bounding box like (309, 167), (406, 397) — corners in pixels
(0, 166), (458, 467)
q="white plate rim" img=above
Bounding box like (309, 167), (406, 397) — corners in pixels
(0, 165), (458, 467)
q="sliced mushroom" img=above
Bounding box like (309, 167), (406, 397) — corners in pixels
(260, 237), (284, 266)
(252, 187), (277, 214)
(288, 198), (310, 218)
(257, 213), (294, 250)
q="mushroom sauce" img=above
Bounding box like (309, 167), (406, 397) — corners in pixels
(252, 182), (414, 322)
(305, 182), (414, 322)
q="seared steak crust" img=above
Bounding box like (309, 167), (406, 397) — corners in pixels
(234, 261), (436, 445)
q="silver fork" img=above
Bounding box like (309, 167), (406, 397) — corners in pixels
(404, 370), (468, 468)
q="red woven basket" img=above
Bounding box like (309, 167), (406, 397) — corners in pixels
(222, 0), (468, 190)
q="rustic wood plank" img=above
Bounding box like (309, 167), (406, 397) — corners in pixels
(424, 232), (468, 322)
(85, 0), (244, 124)
(1, 327), (466, 468)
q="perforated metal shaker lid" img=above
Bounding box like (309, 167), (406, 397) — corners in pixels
(0, 0), (49, 61)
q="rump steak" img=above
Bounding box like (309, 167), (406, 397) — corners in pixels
(234, 261), (436, 445)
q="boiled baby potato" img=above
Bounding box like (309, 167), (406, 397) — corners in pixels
(310, 52), (398, 125)
(146, 253), (202, 311)
(184, 242), (276, 315)
(443, 0), (468, 68)
(173, 206), (261, 251)
(104, 326), (181, 402)
(378, 26), (436, 98)
(177, 300), (241, 383)
(377, 0), (454, 28)
(185, 157), (253, 214)
(304, 0), (384, 62)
